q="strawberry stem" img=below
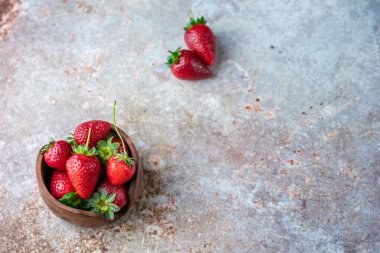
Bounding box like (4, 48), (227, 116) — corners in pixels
(113, 101), (127, 159)
(73, 127), (97, 156)
(189, 10), (194, 19)
(85, 128), (92, 150)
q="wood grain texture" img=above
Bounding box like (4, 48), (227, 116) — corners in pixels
(36, 124), (142, 228)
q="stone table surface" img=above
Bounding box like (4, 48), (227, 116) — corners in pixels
(0, 0), (379, 252)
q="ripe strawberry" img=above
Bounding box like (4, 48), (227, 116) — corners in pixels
(98, 178), (127, 208)
(107, 155), (135, 186)
(107, 101), (136, 186)
(86, 188), (120, 220)
(50, 171), (75, 199)
(85, 177), (128, 220)
(42, 140), (72, 170)
(66, 128), (101, 199)
(166, 48), (212, 80)
(74, 120), (111, 148)
(184, 15), (216, 66)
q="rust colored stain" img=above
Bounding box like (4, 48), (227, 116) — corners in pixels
(324, 131), (336, 140)
(244, 105), (252, 111)
(0, 0), (21, 39)
(152, 156), (161, 166)
(243, 104), (263, 113)
(77, 1), (94, 13)
(286, 160), (297, 166)
(312, 150), (320, 159)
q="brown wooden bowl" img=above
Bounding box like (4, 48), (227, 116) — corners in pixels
(36, 124), (143, 227)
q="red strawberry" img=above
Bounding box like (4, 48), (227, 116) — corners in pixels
(107, 101), (136, 186)
(98, 178), (127, 208)
(42, 140), (72, 170)
(84, 177), (127, 220)
(66, 128), (101, 199)
(50, 171), (75, 199)
(74, 120), (111, 148)
(107, 155), (135, 186)
(184, 16), (215, 66)
(166, 49), (212, 80)
(86, 188), (120, 220)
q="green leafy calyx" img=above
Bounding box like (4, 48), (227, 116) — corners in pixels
(184, 16), (206, 30)
(59, 192), (83, 208)
(166, 48), (181, 68)
(97, 137), (120, 163)
(87, 188), (120, 220)
(114, 153), (135, 166)
(73, 145), (97, 156)
(40, 139), (55, 153)
(66, 133), (78, 147)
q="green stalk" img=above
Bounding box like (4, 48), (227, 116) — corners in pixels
(85, 128), (92, 149)
(113, 101), (127, 159)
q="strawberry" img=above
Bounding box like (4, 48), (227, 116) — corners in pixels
(184, 15), (215, 66)
(66, 128), (101, 199)
(74, 120), (111, 148)
(107, 155), (135, 186)
(42, 140), (72, 170)
(49, 171), (75, 199)
(166, 48), (212, 80)
(86, 188), (120, 220)
(107, 101), (136, 185)
(85, 177), (128, 220)
(97, 137), (120, 164)
(98, 178), (128, 208)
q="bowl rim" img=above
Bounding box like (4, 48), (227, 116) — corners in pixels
(36, 124), (140, 221)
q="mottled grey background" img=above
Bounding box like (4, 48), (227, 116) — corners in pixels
(0, 0), (379, 252)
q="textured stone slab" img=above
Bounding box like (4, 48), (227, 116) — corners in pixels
(0, 0), (379, 252)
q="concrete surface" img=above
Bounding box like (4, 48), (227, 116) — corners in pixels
(0, 0), (379, 252)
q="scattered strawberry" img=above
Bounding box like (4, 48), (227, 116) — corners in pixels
(74, 120), (111, 148)
(50, 171), (75, 199)
(86, 188), (120, 220)
(97, 137), (120, 164)
(66, 128), (101, 199)
(184, 15), (215, 66)
(107, 101), (136, 185)
(166, 48), (212, 80)
(98, 178), (128, 208)
(42, 140), (72, 170)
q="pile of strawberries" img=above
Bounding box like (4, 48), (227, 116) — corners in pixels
(41, 102), (135, 220)
(167, 13), (216, 80)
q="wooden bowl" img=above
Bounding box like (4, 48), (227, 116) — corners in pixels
(36, 124), (143, 227)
